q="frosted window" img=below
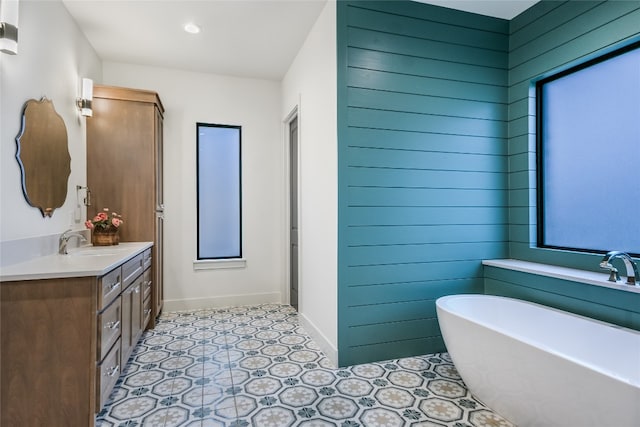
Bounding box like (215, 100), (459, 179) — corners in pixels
(537, 42), (640, 256)
(197, 124), (242, 259)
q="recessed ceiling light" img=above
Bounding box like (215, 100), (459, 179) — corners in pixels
(184, 22), (201, 34)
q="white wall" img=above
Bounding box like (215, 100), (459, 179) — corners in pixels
(281, 1), (338, 363)
(102, 62), (285, 310)
(0, 0), (101, 244)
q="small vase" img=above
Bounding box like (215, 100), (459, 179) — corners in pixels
(92, 228), (120, 246)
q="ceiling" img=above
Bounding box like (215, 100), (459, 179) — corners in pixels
(417, 0), (538, 20)
(62, 0), (538, 81)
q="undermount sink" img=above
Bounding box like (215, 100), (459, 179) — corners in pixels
(67, 246), (127, 257)
(71, 251), (119, 257)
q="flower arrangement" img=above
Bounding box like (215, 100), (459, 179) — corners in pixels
(85, 207), (124, 231)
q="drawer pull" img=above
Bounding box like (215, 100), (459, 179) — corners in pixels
(105, 320), (120, 330)
(105, 281), (120, 295)
(104, 365), (120, 377)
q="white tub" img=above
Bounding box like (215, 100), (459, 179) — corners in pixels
(436, 294), (640, 427)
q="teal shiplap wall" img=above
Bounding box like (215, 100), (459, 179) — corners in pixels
(490, 1), (640, 329)
(485, 266), (640, 331)
(337, 1), (509, 366)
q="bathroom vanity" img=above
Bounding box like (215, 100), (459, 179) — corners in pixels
(0, 242), (152, 427)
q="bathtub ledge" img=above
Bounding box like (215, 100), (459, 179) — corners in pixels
(483, 259), (640, 294)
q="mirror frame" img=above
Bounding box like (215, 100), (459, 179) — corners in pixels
(15, 97), (71, 217)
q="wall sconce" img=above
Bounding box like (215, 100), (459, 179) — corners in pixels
(76, 77), (93, 117)
(0, 0), (19, 55)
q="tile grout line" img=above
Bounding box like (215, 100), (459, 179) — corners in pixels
(196, 310), (206, 427)
(223, 314), (242, 425)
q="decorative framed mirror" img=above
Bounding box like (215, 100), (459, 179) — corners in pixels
(15, 98), (71, 217)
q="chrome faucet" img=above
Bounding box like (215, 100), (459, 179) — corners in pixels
(599, 251), (639, 285)
(58, 229), (87, 255)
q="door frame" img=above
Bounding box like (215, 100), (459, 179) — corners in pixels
(283, 103), (301, 309)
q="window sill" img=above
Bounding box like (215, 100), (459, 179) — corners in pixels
(482, 259), (640, 294)
(193, 258), (246, 270)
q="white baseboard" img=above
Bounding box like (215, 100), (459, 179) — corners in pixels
(299, 312), (338, 367)
(163, 292), (282, 312)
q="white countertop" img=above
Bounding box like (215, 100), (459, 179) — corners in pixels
(483, 259), (640, 294)
(0, 242), (153, 282)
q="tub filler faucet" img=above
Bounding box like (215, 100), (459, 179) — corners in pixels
(59, 229), (87, 255)
(599, 251), (639, 285)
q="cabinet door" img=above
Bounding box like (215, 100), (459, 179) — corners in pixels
(120, 284), (132, 367)
(87, 95), (156, 243)
(142, 268), (152, 329)
(154, 216), (163, 319)
(132, 278), (143, 345)
(121, 276), (144, 367)
(154, 105), (164, 323)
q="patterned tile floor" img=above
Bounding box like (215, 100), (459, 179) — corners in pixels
(96, 304), (514, 427)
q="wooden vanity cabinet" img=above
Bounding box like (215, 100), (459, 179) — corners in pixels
(0, 247), (153, 427)
(87, 85), (164, 329)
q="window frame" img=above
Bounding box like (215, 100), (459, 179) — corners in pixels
(196, 122), (243, 261)
(535, 40), (640, 258)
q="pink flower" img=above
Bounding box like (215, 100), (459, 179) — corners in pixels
(86, 207), (123, 230)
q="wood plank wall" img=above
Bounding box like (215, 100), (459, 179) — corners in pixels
(508, 0), (640, 267)
(337, 1), (510, 366)
(496, 1), (640, 330)
(485, 266), (640, 330)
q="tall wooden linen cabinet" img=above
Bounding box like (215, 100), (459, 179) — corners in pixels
(87, 85), (164, 327)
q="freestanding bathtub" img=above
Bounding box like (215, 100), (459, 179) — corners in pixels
(436, 294), (640, 427)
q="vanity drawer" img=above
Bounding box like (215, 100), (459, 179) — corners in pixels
(99, 267), (122, 310)
(96, 338), (121, 411)
(98, 297), (122, 361)
(143, 268), (152, 301)
(122, 253), (144, 289)
(143, 248), (152, 270)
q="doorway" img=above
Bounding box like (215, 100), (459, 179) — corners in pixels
(289, 116), (299, 311)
